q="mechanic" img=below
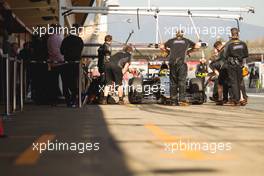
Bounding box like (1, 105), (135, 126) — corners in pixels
(98, 35), (112, 103)
(195, 57), (208, 102)
(159, 61), (169, 76)
(195, 57), (208, 81)
(98, 35), (113, 75)
(102, 45), (133, 105)
(162, 30), (201, 106)
(223, 28), (249, 106)
(210, 41), (229, 105)
(209, 43), (220, 102)
(60, 23), (84, 108)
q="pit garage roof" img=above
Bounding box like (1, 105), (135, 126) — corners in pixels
(2, 0), (95, 33)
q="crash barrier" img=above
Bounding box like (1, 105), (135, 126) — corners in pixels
(1, 54), (24, 116)
(27, 60), (83, 108)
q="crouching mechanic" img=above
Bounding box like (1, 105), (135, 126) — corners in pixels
(102, 45), (133, 105)
(195, 58), (208, 82)
(210, 41), (229, 105)
(161, 30), (201, 106)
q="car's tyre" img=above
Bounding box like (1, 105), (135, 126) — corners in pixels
(128, 77), (143, 104)
(192, 92), (205, 105)
(189, 78), (204, 93)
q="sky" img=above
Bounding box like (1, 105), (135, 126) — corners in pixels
(118, 0), (264, 27)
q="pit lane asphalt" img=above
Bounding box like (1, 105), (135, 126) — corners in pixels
(0, 96), (263, 176)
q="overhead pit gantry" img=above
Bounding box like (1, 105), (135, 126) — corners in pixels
(59, 1), (254, 44)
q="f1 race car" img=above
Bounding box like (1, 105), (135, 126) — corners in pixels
(128, 68), (206, 105)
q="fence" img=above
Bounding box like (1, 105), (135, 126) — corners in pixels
(1, 55), (85, 117)
(1, 54), (24, 116)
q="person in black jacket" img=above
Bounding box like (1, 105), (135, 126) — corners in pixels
(223, 28), (249, 105)
(19, 42), (33, 96)
(102, 45), (132, 105)
(97, 35), (112, 75)
(210, 41), (229, 105)
(195, 58), (208, 80)
(61, 24), (84, 107)
(162, 30), (201, 106)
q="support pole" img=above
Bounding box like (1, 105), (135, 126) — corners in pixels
(78, 62), (82, 108)
(147, 0), (151, 10)
(62, 9), (243, 20)
(20, 60), (24, 111)
(188, 13), (200, 40)
(5, 55), (10, 116)
(62, 6), (254, 13)
(188, 13), (206, 59)
(24, 61), (27, 101)
(59, 0), (65, 27)
(13, 59), (17, 112)
(236, 19), (241, 32)
(155, 12), (159, 45)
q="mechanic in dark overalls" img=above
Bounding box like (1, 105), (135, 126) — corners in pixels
(102, 45), (132, 105)
(195, 58), (208, 82)
(98, 35), (112, 76)
(97, 35), (112, 101)
(210, 41), (229, 105)
(162, 30), (200, 106)
(195, 58), (208, 102)
(209, 41), (222, 102)
(223, 28), (248, 106)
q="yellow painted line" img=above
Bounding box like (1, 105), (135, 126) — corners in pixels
(144, 124), (211, 160)
(126, 104), (137, 107)
(159, 153), (235, 160)
(15, 134), (55, 165)
(182, 150), (208, 160)
(144, 124), (179, 143)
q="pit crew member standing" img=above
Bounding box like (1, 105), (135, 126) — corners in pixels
(60, 24), (84, 107)
(98, 35), (112, 75)
(223, 28), (248, 105)
(98, 35), (112, 103)
(162, 30), (201, 106)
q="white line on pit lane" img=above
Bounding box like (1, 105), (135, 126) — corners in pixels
(248, 94), (264, 98)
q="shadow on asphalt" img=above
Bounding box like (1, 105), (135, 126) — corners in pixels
(0, 105), (133, 176)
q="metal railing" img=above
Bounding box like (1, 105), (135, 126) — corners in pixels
(2, 54), (24, 116)
(1, 56), (85, 117)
